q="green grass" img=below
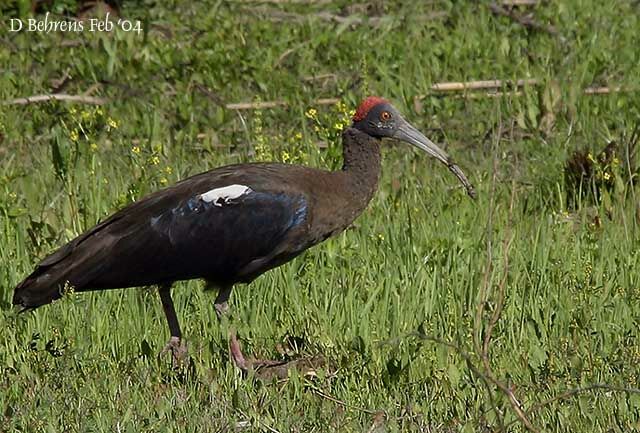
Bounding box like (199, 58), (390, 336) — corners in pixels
(1, 0), (640, 431)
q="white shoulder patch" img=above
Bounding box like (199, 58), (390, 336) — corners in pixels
(199, 184), (253, 207)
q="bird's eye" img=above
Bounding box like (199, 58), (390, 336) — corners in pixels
(380, 111), (392, 121)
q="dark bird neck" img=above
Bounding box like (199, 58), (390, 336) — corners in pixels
(340, 127), (381, 207)
(307, 128), (381, 240)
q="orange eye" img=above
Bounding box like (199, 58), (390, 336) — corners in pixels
(380, 111), (391, 121)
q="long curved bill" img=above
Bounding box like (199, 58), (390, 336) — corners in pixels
(393, 120), (477, 199)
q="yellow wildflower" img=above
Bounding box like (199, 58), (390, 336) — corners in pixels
(603, 172), (611, 180)
(305, 108), (317, 119)
(164, 166), (173, 175)
(132, 146), (141, 155)
(160, 177), (168, 186)
(151, 156), (160, 165)
(294, 132), (302, 140)
(90, 143), (98, 151)
(107, 118), (119, 129)
(69, 129), (79, 142)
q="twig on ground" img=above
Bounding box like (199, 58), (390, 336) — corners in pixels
(274, 40), (311, 68)
(97, 79), (146, 98)
(303, 73), (339, 82)
(431, 79), (539, 92)
(193, 83), (226, 107)
(236, 409), (282, 433)
(475, 112), (537, 432)
(225, 98), (339, 110)
(482, 184), (516, 364)
(366, 411), (386, 433)
(60, 39), (86, 48)
(3, 93), (107, 105)
(306, 382), (379, 415)
(583, 86), (625, 95)
(83, 83), (102, 97)
(472, 115), (506, 430)
(49, 71), (72, 93)
(233, 0), (332, 4)
(217, 80), (637, 113)
(474, 118), (500, 357)
(488, 2), (559, 37)
(413, 81), (637, 109)
(528, 383), (640, 414)
(503, 383), (640, 429)
(243, 6), (447, 26)
(501, 0), (539, 5)
(380, 326), (543, 431)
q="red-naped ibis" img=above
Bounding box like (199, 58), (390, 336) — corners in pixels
(13, 97), (475, 361)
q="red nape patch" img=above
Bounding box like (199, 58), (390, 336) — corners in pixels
(352, 96), (388, 122)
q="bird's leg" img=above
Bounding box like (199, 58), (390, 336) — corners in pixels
(158, 284), (188, 364)
(214, 285), (232, 318)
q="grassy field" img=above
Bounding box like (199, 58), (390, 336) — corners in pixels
(1, 0), (640, 431)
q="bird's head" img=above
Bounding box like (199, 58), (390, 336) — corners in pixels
(352, 96), (476, 198)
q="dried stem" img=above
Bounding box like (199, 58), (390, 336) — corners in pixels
(528, 383), (640, 414)
(3, 93), (107, 105)
(225, 98), (339, 110)
(481, 184), (516, 365)
(243, 6), (447, 27)
(503, 383), (640, 429)
(501, 0), (539, 5)
(305, 382), (379, 415)
(488, 2), (559, 37)
(431, 79), (538, 92)
(474, 112), (502, 358)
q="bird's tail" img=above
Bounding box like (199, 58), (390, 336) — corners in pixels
(12, 264), (70, 309)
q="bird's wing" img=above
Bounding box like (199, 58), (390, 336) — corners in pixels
(145, 181), (309, 284)
(15, 163), (312, 306)
(65, 165), (309, 286)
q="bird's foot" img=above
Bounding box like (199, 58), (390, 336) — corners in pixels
(215, 301), (229, 318)
(159, 336), (188, 366)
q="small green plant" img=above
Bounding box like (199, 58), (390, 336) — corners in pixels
(564, 134), (638, 211)
(305, 101), (355, 169)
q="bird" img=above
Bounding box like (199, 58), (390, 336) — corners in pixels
(13, 96), (475, 362)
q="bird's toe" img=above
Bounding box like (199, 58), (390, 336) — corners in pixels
(159, 336), (189, 365)
(215, 301), (230, 318)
